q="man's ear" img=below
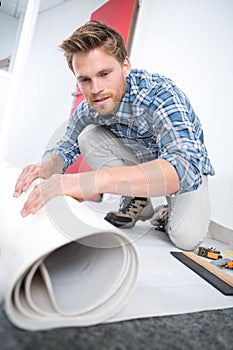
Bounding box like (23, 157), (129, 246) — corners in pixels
(123, 56), (131, 77)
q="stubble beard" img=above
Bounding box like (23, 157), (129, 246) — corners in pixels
(89, 77), (126, 116)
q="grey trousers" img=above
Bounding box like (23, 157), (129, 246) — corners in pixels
(78, 125), (211, 250)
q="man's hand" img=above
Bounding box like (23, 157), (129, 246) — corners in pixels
(20, 171), (98, 217)
(20, 174), (64, 217)
(13, 163), (43, 198)
(13, 154), (64, 198)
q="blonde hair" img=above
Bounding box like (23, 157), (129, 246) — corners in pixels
(59, 21), (128, 73)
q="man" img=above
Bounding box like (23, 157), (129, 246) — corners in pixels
(14, 21), (214, 251)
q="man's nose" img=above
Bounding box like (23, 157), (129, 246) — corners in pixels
(91, 78), (103, 94)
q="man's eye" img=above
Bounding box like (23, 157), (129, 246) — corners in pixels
(101, 72), (109, 77)
(79, 78), (90, 83)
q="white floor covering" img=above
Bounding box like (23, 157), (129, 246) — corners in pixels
(1, 161), (233, 331)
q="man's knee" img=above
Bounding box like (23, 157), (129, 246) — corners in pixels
(167, 220), (208, 251)
(168, 231), (204, 251)
(78, 125), (101, 154)
(78, 125), (138, 169)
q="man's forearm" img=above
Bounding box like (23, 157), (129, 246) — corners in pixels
(40, 153), (64, 178)
(20, 158), (180, 217)
(95, 158), (180, 198)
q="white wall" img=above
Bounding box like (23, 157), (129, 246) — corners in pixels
(6, 0), (106, 166)
(130, 0), (233, 229)
(4, 0), (233, 229)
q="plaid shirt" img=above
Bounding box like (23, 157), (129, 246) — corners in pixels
(45, 69), (214, 194)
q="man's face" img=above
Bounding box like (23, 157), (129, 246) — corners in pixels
(72, 47), (131, 116)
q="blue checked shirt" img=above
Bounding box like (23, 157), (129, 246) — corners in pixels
(45, 69), (215, 195)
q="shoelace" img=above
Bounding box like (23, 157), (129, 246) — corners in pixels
(118, 196), (133, 212)
(122, 198), (146, 214)
(150, 205), (168, 230)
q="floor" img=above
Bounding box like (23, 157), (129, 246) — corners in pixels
(1, 192), (233, 349)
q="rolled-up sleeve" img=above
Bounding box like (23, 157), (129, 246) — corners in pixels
(44, 109), (85, 173)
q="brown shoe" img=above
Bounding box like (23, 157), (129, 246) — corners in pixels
(104, 197), (154, 229)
